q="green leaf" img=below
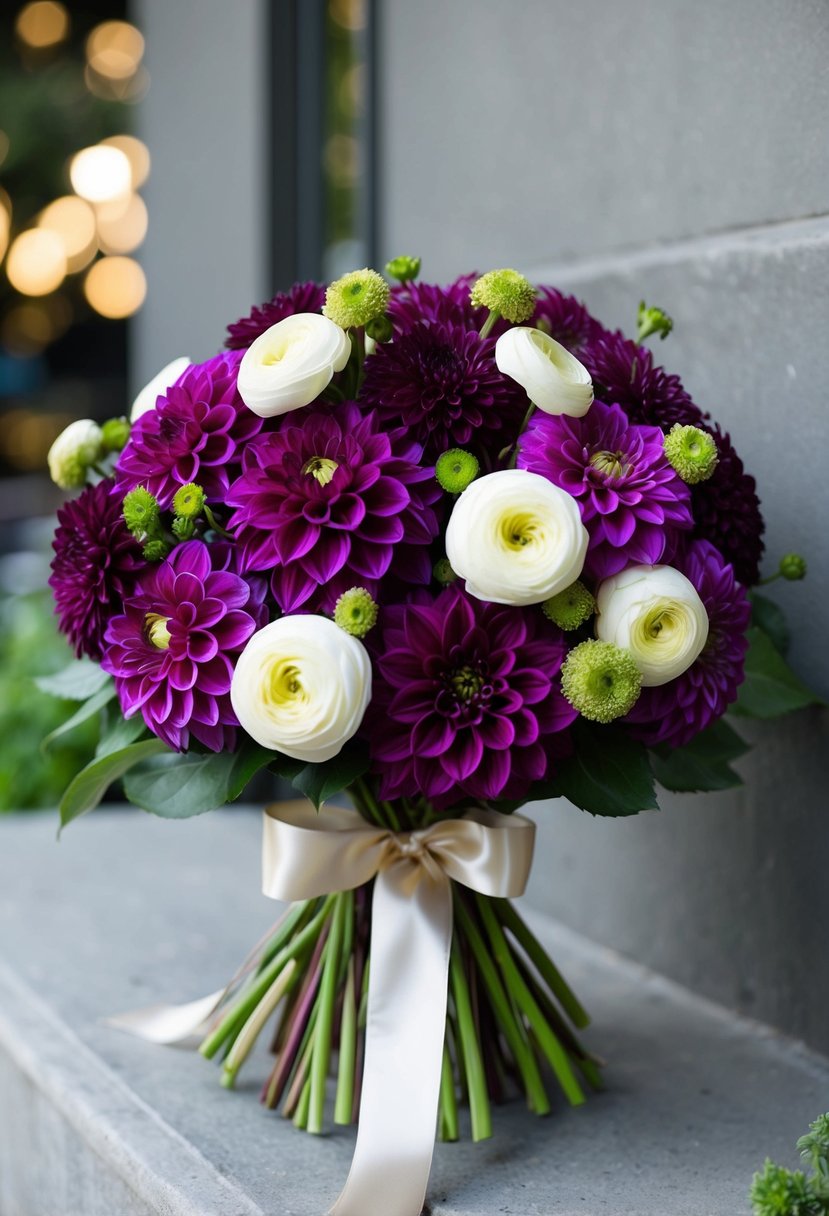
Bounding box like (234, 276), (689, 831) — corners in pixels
(123, 740), (274, 818)
(650, 719), (749, 793)
(95, 712), (149, 758)
(41, 682), (116, 753)
(35, 659), (111, 701)
(59, 739), (168, 829)
(733, 627), (822, 719)
(547, 722), (659, 816)
(749, 591), (791, 655)
(269, 742), (370, 811)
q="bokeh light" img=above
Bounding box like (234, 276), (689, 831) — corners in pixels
(95, 193), (147, 255)
(14, 1), (70, 49)
(0, 131), (9, 171)
(330, 0), (366, 32)
(100, 135), (151, 189)
(84, 255), (146, 318)
(0, 189), (12, 264)
(38, 196), (97, 271)
(6, 229), (67, 296)
(85, 20), (144, 80)
(324, 134), (359, 188)
(69, 145), (131, 204)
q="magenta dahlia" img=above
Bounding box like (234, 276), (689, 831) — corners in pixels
(101, 540), (264, 753)
(388, 274), (498, 335)
(530, 287), (602, 357)
(518, 399), (693, 579)
(367, 585), (577, 807)
(226, 401), (441, 613)
(583, 330), (707, 431)
(690, 426), (765, 586)
(116, 352), (262, 509)
(224, 281), (326, 350)
(360, 321), (526, 458)
(624, 539), (751, 749)
(49, 479), (144, 660)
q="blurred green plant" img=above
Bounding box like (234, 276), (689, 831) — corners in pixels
(750, 1114), (829, 1215)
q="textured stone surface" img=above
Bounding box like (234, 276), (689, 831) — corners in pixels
(1, 808), (827, 1215)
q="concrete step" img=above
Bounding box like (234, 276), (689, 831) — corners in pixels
(0, 808), (826, 1216)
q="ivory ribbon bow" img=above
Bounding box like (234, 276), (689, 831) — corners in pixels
(110, 800), (536, 1216)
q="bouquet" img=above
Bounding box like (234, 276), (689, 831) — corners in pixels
(42, 259), (817, 1215)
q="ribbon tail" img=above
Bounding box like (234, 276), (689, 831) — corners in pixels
(330, 865), (453, 1216)
(104, 988), (226, 1045)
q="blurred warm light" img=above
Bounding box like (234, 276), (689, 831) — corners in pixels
(339, 64), (365, 117)
(86, 20), (144, 80)
(85, 62), (150, 104)
(95, 193), (147, 255)
(0, 408), (67, 469)
(324, 134), (359, 188)
(69, 145), (131, 204)
(330, 0), (366, 31)
(0, 131), (9, 170)
(0, 189), (11, 264)
(38, 196), (97, 270)
(100, 135), (150, 189)
(84, 255), (146, 318)
(6, 229), (67, 296)
(15, 1), (69, 49)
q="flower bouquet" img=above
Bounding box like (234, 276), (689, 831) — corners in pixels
(42, 259), (817, 1215)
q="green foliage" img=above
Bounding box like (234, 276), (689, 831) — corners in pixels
(798, 1115), (829, 1181)
(521, 722), (658, 816)
(123, 741), (275, 819)
(750, 1114), (829, 1215)
(734, 627), (823, 719)
(650, 719), (749, 794)
(750, 592), (791, 656)
(269, 742), (371, 811)
(35, 657), (110, 700)
(59, 739), (168, 829)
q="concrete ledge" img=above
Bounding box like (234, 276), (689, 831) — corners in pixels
(1, 808), (827, 1216)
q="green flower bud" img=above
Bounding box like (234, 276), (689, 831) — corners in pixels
(470, 269), (536, 324)
(365, 313), (394, 343)
(47, 419), (103, 490)
(435, 448), (480, 494)
(542, 581), (595, 631)
(323, 268), (391, 329)
(779, 553), (807, 581)
(123, 486), (160, 538)
(172, 482), (206, 520)
(172, 516), (196, 541)
(663, 424), (719, 484)
(385, 255), (421, 284)
(334, 587), (379, 638)
(142, 538), (170, 561)
(100, 416), (130, 454)
(636, 300), (673, 343)
(560, 639), (642, 723)
(433, 557), (457, 586)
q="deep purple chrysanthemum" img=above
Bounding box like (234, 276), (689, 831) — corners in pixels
(518, 399), (693, 579)
(101, 540), (264, 753)
(360, 321), (526, 458)
(116, 352), (262, 509)
(49, 479), (144, 660)
(226, 401), (441, 613)
(583, 330), (707, 431)
(388, 275), (500, 335)
(367, 585), (576, 807)
(624, 539), (750, 748)
(690, 426), (765, 586)
(530, 287), (602, 357)
(224, 281), (326, 350)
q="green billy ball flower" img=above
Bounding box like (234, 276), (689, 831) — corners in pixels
(560, 639), (642, 723)
(433, 557), (457, 586)
(636, 300), (674, 343)
(173, 482), (206, 520)
(323, 268), (390, 329)
(334, 587), (379, 639)
(100, 416), (130, 454)
(142, 538), (170, 562)
(779, 553), (807, 581)
(435, 448), (480, 494)
(542, 581), (595, 631)
(385, 254), (421, 284)
(365, 313), (394, 343)
(663, 424), (719, 484)
(470, 269), (536, 324)
(123, 486), (160, 538)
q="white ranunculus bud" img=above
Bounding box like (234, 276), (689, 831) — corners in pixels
(237, 313), (350, 419)
(130, 356), (190, 422)
(495, 327), (593, 417)
(230, 615), (372, 763)
(47, 419), (103, 490)
(595, 564), (709, 687)
(445, 468), (589, 606)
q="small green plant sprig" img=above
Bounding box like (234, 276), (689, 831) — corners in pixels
(750, 1113), (829, 1215)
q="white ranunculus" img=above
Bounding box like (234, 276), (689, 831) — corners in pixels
(595, 564), (709, 687)
(230, 615), (372, 763)
(495, 326), (593, 417)
(47, 419), (103, 490)
(237, 313), (350, 419)
(445, 468), (588, 606)
(130, 356), (190, 422)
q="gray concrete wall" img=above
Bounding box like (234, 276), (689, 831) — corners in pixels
(378, 0), (829, 1052)
(131, 0), (268, 387)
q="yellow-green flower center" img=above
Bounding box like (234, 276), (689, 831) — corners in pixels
(303, 456), (339, 486)
(145, 613), (172, 650)
(267, 660), (305, 706)
(589, 449), (632, 479)
(499, 511), (540, 550)
(449, 665), (484, 702)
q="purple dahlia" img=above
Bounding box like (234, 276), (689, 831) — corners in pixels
(360, 321), (525, 458)
(226, 401), (441, 613)
(388, 275), (501, 335)
(225, 281), (326, 350)
(530, 287), (602, 357)
(625, 539), (750, 748)
(518, 398), (693, 580)
(116, 352), (262, 509)
(49, 480), (144, 660)
(690, 426), (765, 587)
(583, 330), (706, 431)
(367, 585), (577, 807)
(101, 540), (264, 753)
